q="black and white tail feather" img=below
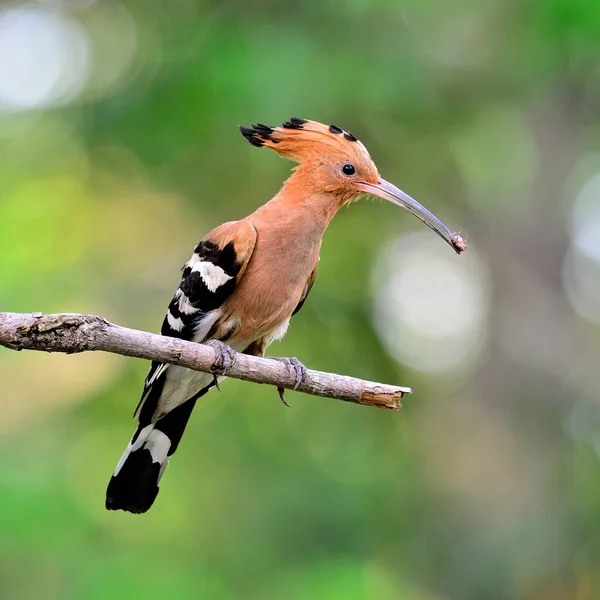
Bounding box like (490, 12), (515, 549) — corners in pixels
(106, 222), (256, 513)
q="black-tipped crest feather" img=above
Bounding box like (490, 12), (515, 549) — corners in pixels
(282, 116), (307, 129)
(239, 125), (265, 147)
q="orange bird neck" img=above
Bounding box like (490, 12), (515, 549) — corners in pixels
(251, 165), (345, 230)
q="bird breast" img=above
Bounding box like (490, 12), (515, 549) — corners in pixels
(220, 215), (322, 342)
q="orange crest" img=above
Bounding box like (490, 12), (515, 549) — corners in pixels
(239, 117), (374, 168)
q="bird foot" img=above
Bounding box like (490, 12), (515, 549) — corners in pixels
(277, 387), (291, 408)
(271, 357), (308, 407)
(205, 340), (237, 391)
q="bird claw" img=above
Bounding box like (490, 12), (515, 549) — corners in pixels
(271, 357), (308, 407)
(277, 386), (291, 408)
(205, 340), (237, 386)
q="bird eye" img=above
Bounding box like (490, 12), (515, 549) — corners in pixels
(342, 163), (356, 176)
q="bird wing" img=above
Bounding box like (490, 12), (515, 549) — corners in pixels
(292, 259), (318, 316)
(135, 219), (257, 422)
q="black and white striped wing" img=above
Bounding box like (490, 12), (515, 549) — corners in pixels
(135, 220), (257, 424)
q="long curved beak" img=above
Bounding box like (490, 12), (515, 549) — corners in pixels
(356, 178), (467, 254)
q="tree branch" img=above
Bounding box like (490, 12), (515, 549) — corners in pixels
(0, 312), (410, 410)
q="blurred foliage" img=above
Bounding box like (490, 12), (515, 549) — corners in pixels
(2, 0), (600, 598)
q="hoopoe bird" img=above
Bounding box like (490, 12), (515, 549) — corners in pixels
(106, 117), (466, 513)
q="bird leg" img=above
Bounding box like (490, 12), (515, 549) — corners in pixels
(271, 357), (308, 407)
(205, 340), (237, 391)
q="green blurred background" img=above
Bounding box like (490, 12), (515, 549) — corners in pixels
(2, 0), (600, 598)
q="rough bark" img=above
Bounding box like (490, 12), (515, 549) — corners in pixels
(0, 312), (410, 410)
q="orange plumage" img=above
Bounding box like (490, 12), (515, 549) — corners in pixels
(106, 117), (466, 514)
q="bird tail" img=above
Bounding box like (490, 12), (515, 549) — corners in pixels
(106, 397), (198, 514)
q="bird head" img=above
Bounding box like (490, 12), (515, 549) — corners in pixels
(240, 118), (467, 254)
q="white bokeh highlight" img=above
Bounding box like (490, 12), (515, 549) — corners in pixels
(563, 168), (600, 323)
(571, 171), (600, 263)
(372, 232), (490, 374)
(0, 4), (90, 112)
